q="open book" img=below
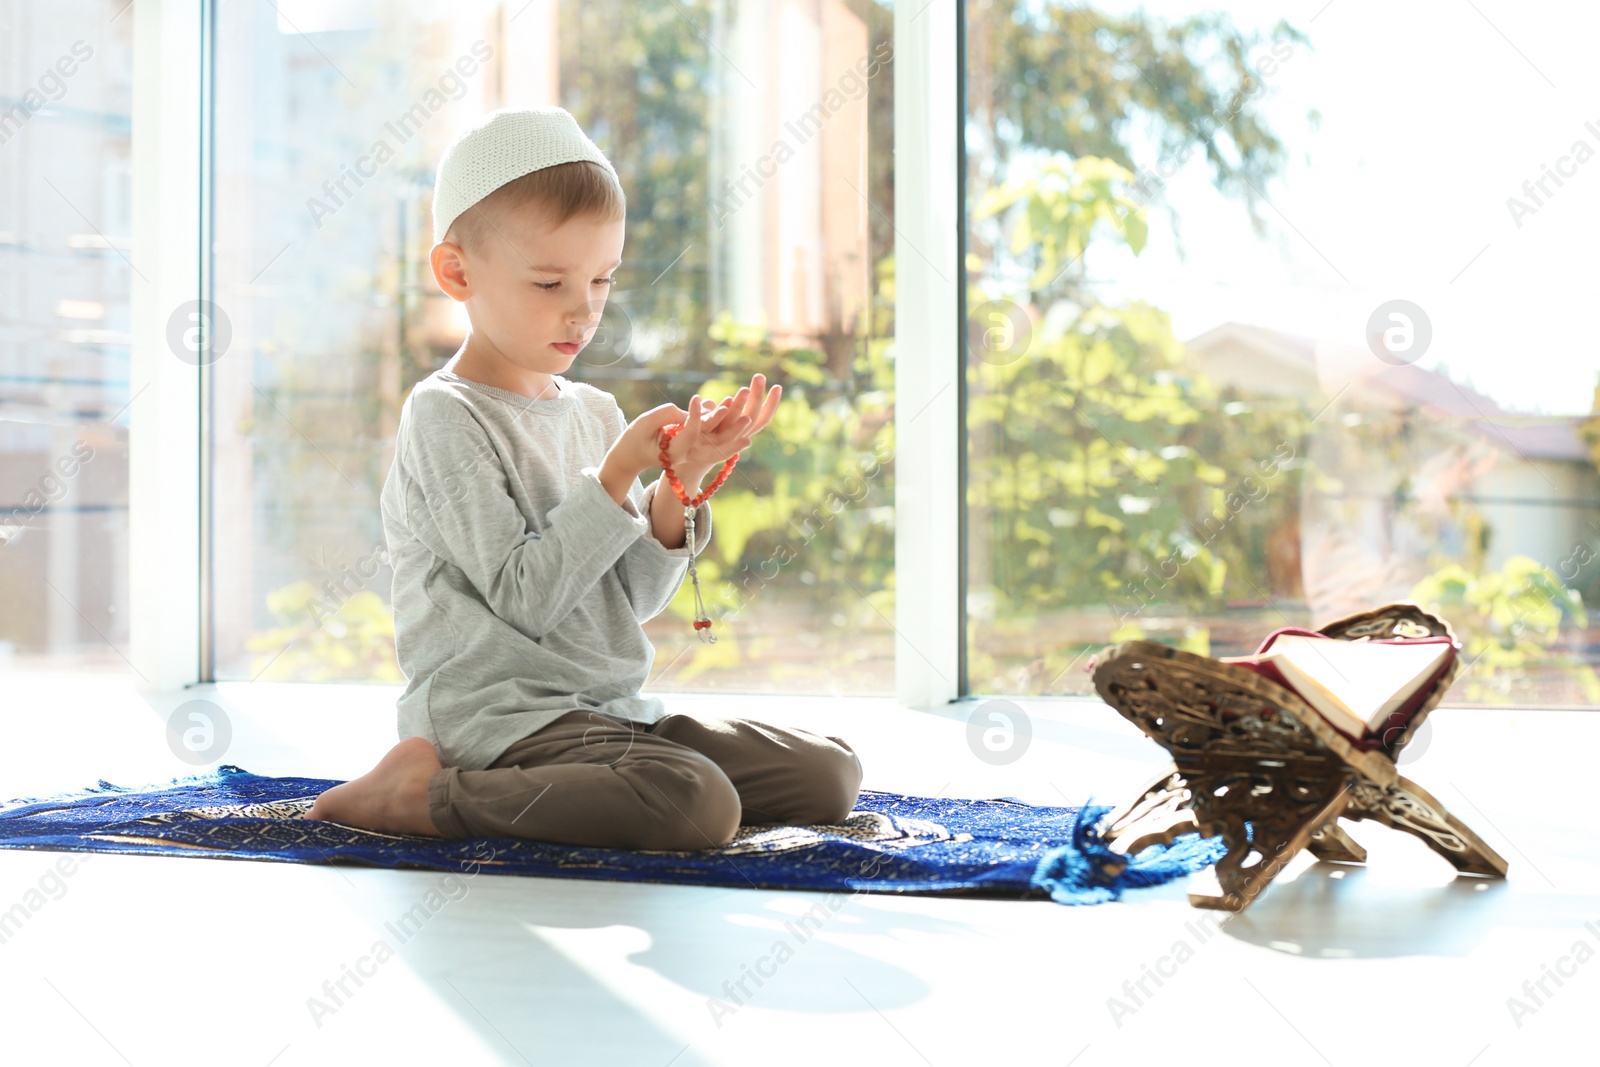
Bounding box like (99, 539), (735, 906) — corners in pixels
(1221, 629), (1457, 744)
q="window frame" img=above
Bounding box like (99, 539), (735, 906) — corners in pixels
(129, 0), (205, 692)
(892, 0), (964, 708)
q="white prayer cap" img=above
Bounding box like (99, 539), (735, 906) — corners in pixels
(432, 106), (618, 245)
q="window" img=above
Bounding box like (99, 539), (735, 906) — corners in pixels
(0, 2), (136, 677)
(210, 0), (897, 694)
(962, 0), (1600, 706)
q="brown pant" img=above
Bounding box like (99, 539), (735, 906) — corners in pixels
(426, 710), (864, 850)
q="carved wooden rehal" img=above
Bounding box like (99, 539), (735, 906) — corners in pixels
(1091, 602), (1509, 911)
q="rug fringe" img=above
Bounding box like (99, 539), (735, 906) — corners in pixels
(1028, 799), (1227, 905)
(0, 764), (252, 814)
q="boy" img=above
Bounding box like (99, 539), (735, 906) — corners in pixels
(308, 107), (863, 850)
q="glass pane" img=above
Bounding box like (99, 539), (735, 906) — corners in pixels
(963, 0), (1600, 706)
(0, 3), (136, 676)
(212, 0), (896, 694)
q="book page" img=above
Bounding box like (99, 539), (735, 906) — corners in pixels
(1268, 636), (1451, 732)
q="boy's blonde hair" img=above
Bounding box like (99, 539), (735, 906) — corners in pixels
(444, 160), (626, 259)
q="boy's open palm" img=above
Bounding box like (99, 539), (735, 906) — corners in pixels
(666, 373), (782, 475)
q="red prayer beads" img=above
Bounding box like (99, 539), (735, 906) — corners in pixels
(657, 422), (740, 642)
(656, 422), (739, 507)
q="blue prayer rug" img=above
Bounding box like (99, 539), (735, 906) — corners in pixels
(0, 765), (1224, 905)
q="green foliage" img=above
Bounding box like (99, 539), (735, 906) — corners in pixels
(1409, 556), (1596, 703)
(966, 1), (1310, 231)
(562, 0), (715, 349)
(249, 581), (403, 683)
(976, 156), (1149, 290)
(663, 312), (896, 630)
(959, 3), (1313, 648)
(966, 152), (1307, 621)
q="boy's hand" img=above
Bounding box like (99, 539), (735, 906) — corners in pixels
(597, 374), (781, 507)
(665, 373), (782, 482)
(598, 401), (689, 505)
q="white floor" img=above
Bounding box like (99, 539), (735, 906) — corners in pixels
(0, 675), (1595, 1067)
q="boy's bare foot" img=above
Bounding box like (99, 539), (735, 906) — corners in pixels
(307, 737), (445, 837)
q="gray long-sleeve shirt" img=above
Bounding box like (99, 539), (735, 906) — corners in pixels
(379, 362), (713, 770)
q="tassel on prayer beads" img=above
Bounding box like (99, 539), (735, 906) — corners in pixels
(658, 423), (740, 641)
(683, 507), (715, 643)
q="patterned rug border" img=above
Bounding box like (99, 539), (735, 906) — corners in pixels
(0, 765), (1225, 904)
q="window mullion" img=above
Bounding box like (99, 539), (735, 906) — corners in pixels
(892, 0), (963, 709)
(129, 0), (205, 693)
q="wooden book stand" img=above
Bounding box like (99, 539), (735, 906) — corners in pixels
(1091, 602), (1509, 911)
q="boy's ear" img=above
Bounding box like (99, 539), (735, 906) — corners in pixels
(431, 241), (471, 300)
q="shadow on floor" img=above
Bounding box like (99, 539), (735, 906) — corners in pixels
(367, 867), (989, 1063)
(1218, 862), (1600, 958)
